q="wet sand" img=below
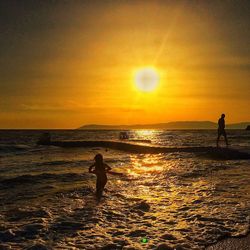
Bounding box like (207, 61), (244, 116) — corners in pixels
(206, 233), (250, 250)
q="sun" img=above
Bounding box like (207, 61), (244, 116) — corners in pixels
(134, 67), (160, 92)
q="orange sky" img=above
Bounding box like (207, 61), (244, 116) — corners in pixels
(0, 1), (249, 128)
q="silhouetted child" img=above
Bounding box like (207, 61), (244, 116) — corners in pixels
(89, 154), (111, 200)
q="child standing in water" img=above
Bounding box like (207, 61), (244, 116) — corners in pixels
(89, 154), (111, 200)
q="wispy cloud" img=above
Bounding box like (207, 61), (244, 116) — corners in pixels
(19, 102), (144, 114)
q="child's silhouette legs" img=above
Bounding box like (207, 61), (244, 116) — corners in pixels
(96, 178), (107, 200)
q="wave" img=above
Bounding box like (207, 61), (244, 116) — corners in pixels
(34, 159), (91, 167)
(0, 172), (86, 187)
(0, 144), (32, 153)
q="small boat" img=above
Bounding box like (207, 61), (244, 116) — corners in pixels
(246, 125), (250, 130)
(119, 131), (129, 140)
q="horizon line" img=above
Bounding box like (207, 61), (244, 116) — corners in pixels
(1, 120), (250, 130)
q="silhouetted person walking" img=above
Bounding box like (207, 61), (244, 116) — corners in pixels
(216, 114), (229, 147)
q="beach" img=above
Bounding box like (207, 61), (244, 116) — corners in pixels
(0, 129), (249, 249)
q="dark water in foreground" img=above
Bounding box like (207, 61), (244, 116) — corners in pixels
(0, 130), (250, 249)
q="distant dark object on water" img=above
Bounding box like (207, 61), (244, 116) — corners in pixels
(246, 125), (250, 130)
(119, 131), (129, 140)
(37, 132), (51, 145)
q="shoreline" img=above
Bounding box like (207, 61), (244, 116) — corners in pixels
(206, 233), (250, 250)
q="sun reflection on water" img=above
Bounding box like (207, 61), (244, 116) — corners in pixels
(126, 154), (165, 178)
(134, 130), (155, 137)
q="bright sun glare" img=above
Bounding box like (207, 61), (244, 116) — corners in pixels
(135, 67), (159, 92)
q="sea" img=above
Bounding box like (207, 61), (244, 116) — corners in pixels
(0, 129), (250, 250)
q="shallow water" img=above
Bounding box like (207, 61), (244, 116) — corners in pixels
(0, 130), (250, 249)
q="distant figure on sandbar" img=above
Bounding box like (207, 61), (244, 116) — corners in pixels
(89, 154), (111, 200)
(216, 114), (229, 147)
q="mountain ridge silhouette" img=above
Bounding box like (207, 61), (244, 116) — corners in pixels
(78, 121), (250, 130)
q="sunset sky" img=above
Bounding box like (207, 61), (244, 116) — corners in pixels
(0, 0), (249, 128)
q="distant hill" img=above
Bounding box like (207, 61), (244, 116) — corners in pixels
(227, 122), (250, 129)
(78, 121), (250, 130)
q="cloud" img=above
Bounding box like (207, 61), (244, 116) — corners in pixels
(18, 102), (144, 114)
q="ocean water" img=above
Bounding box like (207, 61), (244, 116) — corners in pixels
(0, 129), (250, 249)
